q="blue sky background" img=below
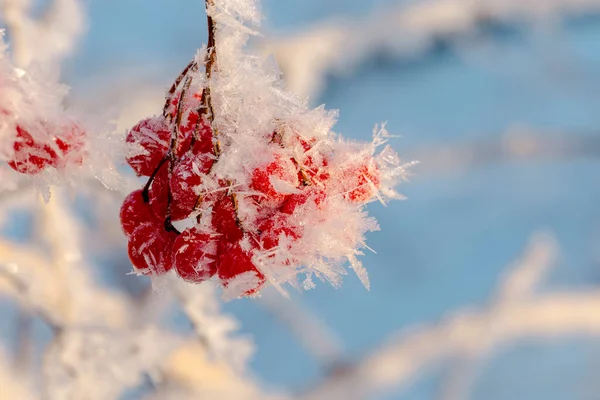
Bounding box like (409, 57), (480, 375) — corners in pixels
(4, 1), (600, 399)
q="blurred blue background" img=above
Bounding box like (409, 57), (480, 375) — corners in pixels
(7, 0), (600, 399)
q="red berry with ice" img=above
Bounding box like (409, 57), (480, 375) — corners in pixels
(128, 223), (176, 275)
(172, 228), (218, 283)
(258, 215), (301, 250)
(217, 241), (265, 297)
(8, 126), (55, 174)
(7, 122), (86, 175)
(343, 160), (381, 203)
(126, 116), (170, 177)
(211, 195), (243, 242)
(250, 152), (299, 206)
(119, 189), (159, 237)
(170, 152), (213, 217)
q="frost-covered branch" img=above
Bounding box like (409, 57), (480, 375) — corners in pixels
(171, 278), (255, 373)
(299, 231), (600, 400)
(410, 127), (600, 175)
(258, 288), (345, 368)
(0, 348), (35, 400)
(0, 0), (85, 67)
(262, 0), (600, 98)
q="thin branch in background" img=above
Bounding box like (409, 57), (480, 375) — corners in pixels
(261, 0), (600, 99)
(409, 129), (600, 176)
(0, 0), (85, 67)
(299, 231), (591, 400)
(13, 306), (33, 373)
(437, 231), (558, 400)
(258, 288), (345, 370)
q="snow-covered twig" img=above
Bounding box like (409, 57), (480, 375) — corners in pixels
(258, 288), (345, 368)
(0, 348), (35, 400)
(0, 0), (85, 67)
(171, 278), (255, 374)
(262, 0), (600, 99)
(409, 127), (600, 175)
(298, 231), (600, 400)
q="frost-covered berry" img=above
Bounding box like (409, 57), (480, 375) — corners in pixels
(272, 129), (314, 153)
(172, 227), (217, 283)
(119, 189), (158, 237)
(258, 215), (301, 250)
(250, 152), (299, 205)
(127, 223), (176, 275)
(148, 165), (189, 221)
(280, 188), (326, 215)
(170, 153), (213, 217)
(344, 161), (380, 203)
(51, 122), (86, 167)
(217, 241), (265, 296)
(179, 110), (214, 157)
(126, 116), (170, 177)
(148, 165), (170, 218)
(7, 126), (55, 174)
(7, 121), (87, 174)
(211, 195), (243, 242)
(303, 154), (330, 186)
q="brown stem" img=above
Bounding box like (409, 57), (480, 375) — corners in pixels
(163, 60), (198, 120)
(204, 0), (221, 156)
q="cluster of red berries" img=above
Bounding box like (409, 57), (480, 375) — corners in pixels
(120, 67), (382, 298)
(5, 119), (86, 174)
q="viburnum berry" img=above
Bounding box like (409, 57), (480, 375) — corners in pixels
(51, 122), (86, 168)
(280, 188), (327, 215)
(179, 110), (214, 157)
(148, 165), (189, 221)
(258, 215), (301, 250)
(217, 241), (265, 296)
(126, 116), (171, 177)
(8, 126), (55, 174)
(170, 153), (213, 217)
(119, 189), (158, 237)
(250, 152), (299, 205)
(7, 121), (87, 174)
(148, 165), (170, 217)
(272, 129), (314, 153)
(344, 160), (380, 203)
(128, 223), (176, 275)
(211, 194), (243, 242)
(302, 154), (330, 186)
(172, 227), (217, 283)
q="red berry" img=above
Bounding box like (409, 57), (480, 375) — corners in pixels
(172, 227), (217, 283)
(280, 188), (326, 215)
(211, 195), (243, 242)
(119, 189), (159, 237)
(126, 116), (170, 177)
(51, 122), (86, 167)
(217, 241), (265, 296)
(170, 153), (213, 217)
(178, 111), (213, 157)
(148, 165), (189, 221)
(7, 126), (55, 174)
(127, 223), (176, 275)
(258, 215), (301, 250)
(250, 152), (299, 205)
(303, 154), (330, 186)
(8, 121), (88, 174)
(272, 129), (314, 152)
(148, 165), (169, 218)
(345, 161), (380, 203)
